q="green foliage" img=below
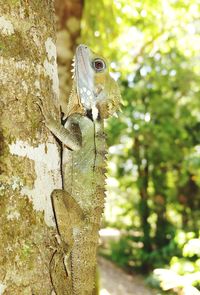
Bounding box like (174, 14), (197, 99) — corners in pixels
(170, 232), (200, 276)
(109, 236), (134, 268)
(82, 0), (200, 282)
(109, 230), (179, 271)
(153, 231), (200, 293)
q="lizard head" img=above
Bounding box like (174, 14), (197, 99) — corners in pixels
(71, 44), (121, 120)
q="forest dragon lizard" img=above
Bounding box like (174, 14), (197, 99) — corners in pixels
(39, 44), (121, 295)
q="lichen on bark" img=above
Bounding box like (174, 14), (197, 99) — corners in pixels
(0, 1), (62, 294)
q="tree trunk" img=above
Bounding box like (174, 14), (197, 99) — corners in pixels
(133, 136), (151, 272)
(153, 169), (169, 248)
(0, 2), (62, 294)
(55, 0), (84, 113)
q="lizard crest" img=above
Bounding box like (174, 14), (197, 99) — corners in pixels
(66, 44), (121, 120)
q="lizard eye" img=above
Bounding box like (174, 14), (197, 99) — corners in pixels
(92, 58), (106, 72)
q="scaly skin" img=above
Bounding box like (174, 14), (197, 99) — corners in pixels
(38, 45), (121, 295)
(63, 116), (106, 295)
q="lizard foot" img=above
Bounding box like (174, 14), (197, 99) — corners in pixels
(35, 94), (60, 125)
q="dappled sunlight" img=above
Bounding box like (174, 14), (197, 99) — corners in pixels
(154, 269), (200, 294)
(82, 0), (200, 293)
(2, 0), (200, 293)
(100, 289), (111, 295)
(99, 228), (121, 238)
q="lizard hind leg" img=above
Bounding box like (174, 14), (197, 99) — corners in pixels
(50, 250), (73, 295)
(50, 190), (85, 293)
(51, 189), (85, 238)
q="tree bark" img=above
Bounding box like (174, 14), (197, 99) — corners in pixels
(0, 1), (62, 294)
(55, 0), (84, 113)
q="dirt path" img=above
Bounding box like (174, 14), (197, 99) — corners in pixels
(98, 257), (156, 295)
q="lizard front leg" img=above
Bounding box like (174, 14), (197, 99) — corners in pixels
(50, 190), (85, 295)
(36, 97), (82, 151)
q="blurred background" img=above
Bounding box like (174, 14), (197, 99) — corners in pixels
(55, 0), (200, 294)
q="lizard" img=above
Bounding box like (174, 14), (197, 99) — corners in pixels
(38, 44), (121, 295)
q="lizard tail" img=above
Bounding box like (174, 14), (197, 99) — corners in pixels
(71, 223), (100, 295)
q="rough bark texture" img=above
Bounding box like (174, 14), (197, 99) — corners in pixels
(0, 1), (62, 294)
(55, 0), (84, 113)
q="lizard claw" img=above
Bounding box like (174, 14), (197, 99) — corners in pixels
(35, 97), (47, 116)
(64, 253), (71, 277)
(55, 234), (62, 245)
(35, 96), (58, 124)
(35, 98), (46, 117)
